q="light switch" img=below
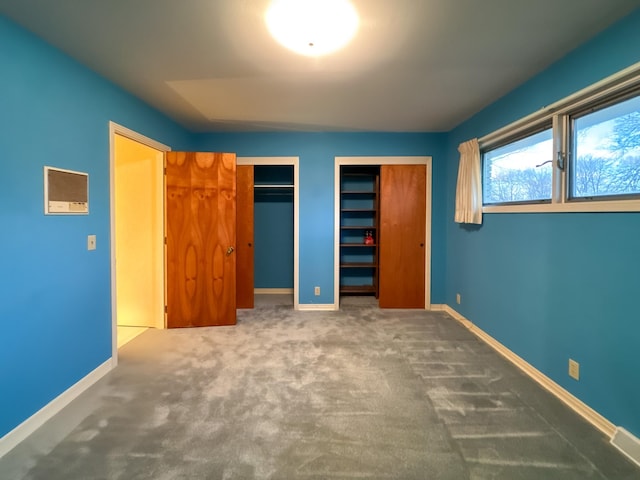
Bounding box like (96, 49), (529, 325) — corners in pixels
(87, 235), (96, 251)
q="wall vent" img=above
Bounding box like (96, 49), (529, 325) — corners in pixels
(44, 166), (88, 214)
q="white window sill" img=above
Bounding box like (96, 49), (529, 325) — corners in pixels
(483, 199), (640, 214)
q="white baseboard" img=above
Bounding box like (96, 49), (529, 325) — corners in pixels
(0, 358), (113, 459)
(611, 427), (640, 467)
(297, 304), (337, 311)
(439, 305), (619, 439)
(254, 288), (293, 295)
(431, 304), (473, 327)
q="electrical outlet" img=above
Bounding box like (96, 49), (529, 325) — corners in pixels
(87, 235), (96, 251)
(314, 286), (320, 296)
(456, 293), (461, 305)
(568, 359), (580, 380)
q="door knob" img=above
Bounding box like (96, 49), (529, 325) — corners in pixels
(226, 246), (234, 256)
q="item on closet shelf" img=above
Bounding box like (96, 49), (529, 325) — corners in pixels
(364, 231), (374, 245)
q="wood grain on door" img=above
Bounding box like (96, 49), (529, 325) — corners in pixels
(166, 152), (237, 327)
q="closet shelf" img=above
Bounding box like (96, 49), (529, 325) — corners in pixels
(340, 226), (377, 230)
(340, 190), (376, 194)
(340, 208), (376, 212)
(342, 172), (377, 177)
(340, 285), (377, 294)
(340, 243), (376, 247)
(254, 184), (293, 188)
(340, 262), (377, 268)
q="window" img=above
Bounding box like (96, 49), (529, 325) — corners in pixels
(570, 94), (640, 200)
(480, 65), (640, 212)
(483, 127), (553, 205)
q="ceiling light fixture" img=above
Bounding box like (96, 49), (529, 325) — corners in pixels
(265, 0), (359, 57)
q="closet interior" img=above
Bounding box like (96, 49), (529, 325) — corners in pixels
(253, 165), (294, 307)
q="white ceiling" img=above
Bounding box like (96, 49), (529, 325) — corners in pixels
(2, 0), (640, 132)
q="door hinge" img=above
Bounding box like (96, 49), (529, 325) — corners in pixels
(164, 236), (167, 245)
(164, 305), (168, 314)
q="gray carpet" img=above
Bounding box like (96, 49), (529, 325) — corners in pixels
(2, 303), (638, 479)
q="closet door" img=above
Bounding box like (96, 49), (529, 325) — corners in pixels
(379, 164), (426, 308)
(236, 165), (254, 308)
(165, 152), (237, 327)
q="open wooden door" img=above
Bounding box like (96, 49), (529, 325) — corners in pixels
(165, 152), (237, 327)
(236, 165), (254, 308)
(379, 164), (426, 308)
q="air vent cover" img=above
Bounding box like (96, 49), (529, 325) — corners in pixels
(44, 166), (88, 214)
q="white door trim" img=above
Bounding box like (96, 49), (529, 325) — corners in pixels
(334, 156), (432, 311)
(108, 122), (171, 365)
(237, 157), (300, 310)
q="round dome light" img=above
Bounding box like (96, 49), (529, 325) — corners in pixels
(265, 0), (359, 57)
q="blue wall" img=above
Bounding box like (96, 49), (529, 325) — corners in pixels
(445, 9), (640, 437)
(0, 17), (192, 438)
(193, 132), (448, 304)
(254, 193), (294, 288)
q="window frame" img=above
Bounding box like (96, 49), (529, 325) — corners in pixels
(566, 89), (640, 203)
(482, 123), (554, 206)
(480, 61), (640, 214)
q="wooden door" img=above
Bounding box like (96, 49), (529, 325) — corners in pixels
(165, 152), (237, 327)
(379, 165), (426, 308)
(236, 165), (254, 308)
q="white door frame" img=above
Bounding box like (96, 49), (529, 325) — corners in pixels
(108, 122), (171, 365)
(334, 156), (432, 310)
(237, 157), (300, 310)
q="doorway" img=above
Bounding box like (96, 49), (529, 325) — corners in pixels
(114, 133), (164, 332)
(334, 156), (432, 310)
(109, 122), (170, 362)
(237, 157), (300, 309)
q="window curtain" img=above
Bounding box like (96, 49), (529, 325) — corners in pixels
(454, 138), (482, 224)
